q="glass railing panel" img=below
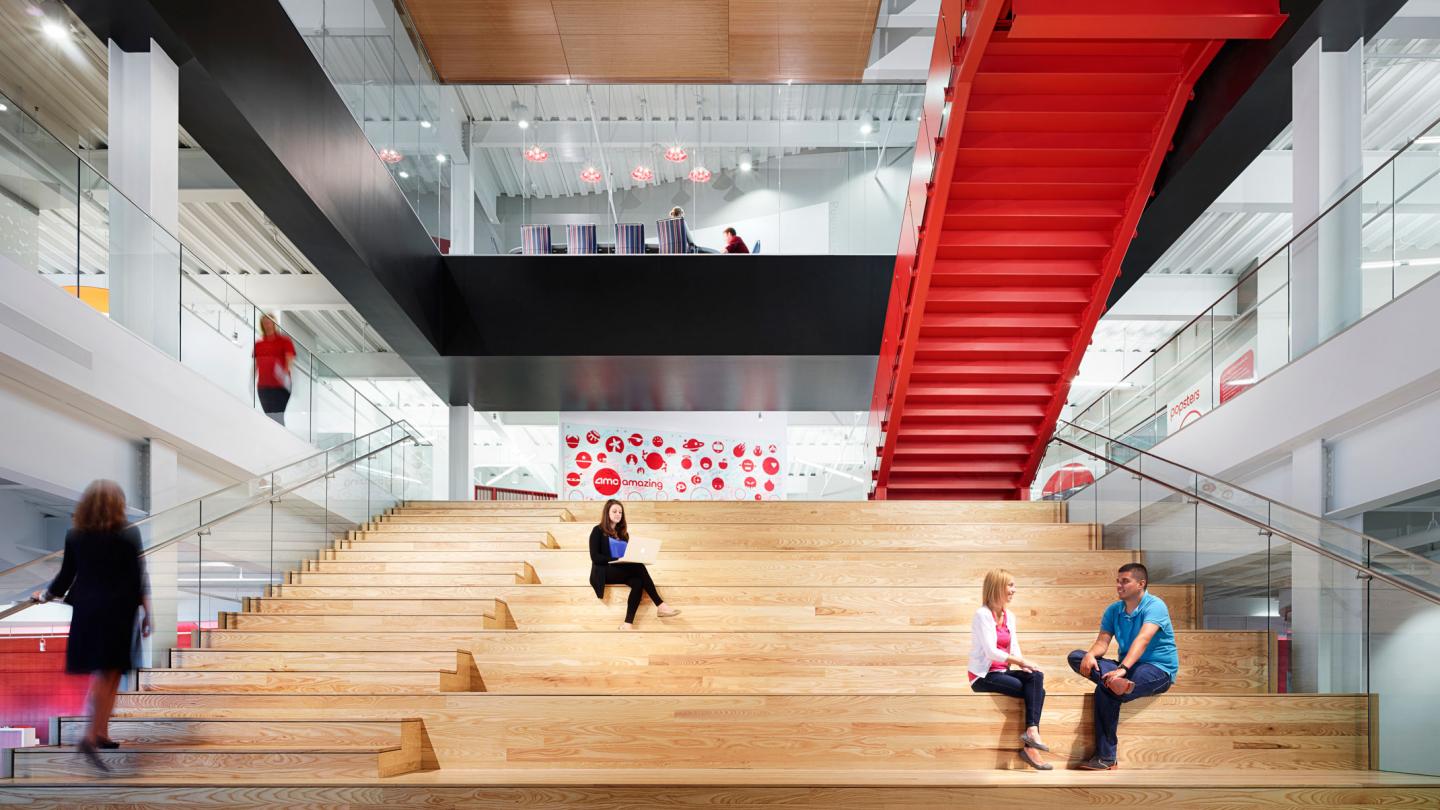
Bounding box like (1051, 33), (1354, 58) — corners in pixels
(199, 477), (270, 527)
(1368, 581), (1440, 776)
(196, 501), (273, 624)
(0, 90), (79, 290)
(179, 261), (258, 405)
(0, 555), (64, 607)
(327, 461), (373, 534)
(1267, 500), (1368, 568)
(313, 359), (358, 448)
(1287, 542), (1368, 695)
(172, 527), (206, 650)
(80, 163), (183, 358)
(1091, 460), (1141, 552)
(1369, 542), (1440, 600)
(1392, 131), (1440, 299)
(1134, 457), (1196, 587)
(1359, 159), (1397, 320)
(272, 477), (333, 588)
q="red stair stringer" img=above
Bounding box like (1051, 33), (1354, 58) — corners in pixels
(871, 0), (1286, 500)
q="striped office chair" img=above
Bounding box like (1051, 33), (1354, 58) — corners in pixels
(656, 217), (693, 254)
(566, 224), (599, 255)
(520, 224), (552, 255)
(614, 223), (646, 255)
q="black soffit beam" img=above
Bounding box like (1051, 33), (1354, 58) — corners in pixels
(63, 0), (464, 395)
(1112, 0), (1407, 309)
(434, 254), (892, 411)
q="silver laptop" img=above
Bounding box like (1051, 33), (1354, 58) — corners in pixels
(611, 537), (661, 565)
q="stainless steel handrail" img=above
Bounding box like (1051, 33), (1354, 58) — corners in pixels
(1050, 439), (1439, 607)
(1056, 418), (1437, 569)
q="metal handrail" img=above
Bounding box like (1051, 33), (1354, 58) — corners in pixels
(1056, 418), (1437, 569)
(0, 421), (423, 598)
(0, 427), (419, 622)
(1054, 436), (1438, 607)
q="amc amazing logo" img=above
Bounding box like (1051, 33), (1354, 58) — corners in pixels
(592, 467), (622, 496)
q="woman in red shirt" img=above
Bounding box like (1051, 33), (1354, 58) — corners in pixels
(253, 314), (296, 425)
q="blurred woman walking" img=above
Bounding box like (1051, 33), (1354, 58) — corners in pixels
(33, 480), (152, 771)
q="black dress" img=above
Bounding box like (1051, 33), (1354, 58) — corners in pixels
(46, 526), (147, 674)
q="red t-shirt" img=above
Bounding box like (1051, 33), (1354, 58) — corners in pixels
(724, 234), (749, 253)
(254, 334), (295, 389)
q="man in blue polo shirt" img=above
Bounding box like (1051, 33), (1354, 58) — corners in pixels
(1067, 562), (1179, 770)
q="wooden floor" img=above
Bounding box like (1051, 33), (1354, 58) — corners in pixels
(5, 499), (1437, 806)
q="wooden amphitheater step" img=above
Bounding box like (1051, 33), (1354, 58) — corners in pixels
(107, 692), (1373, 771)
(170, 649), (465, 671)
(197, 630), (499, 652)
(4, 770), (1437, 808)
(448, 630), (1269, 694)
(221, 612), (498, 633)
(296, 549), (1140, 587)
(259, 585), (1200, 631)
(348, 521), (1100, 551)
(144, 650), (479, 693)
(54, 716), (424, 750)
(242, 597), (502, 617)
(9, 743), (418, 779)
(391, 500), (1065, 524)
(137, 668), (477, 694)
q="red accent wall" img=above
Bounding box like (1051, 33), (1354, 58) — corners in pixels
(0, 637), (88, 744)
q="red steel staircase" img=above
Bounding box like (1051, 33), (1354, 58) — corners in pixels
(870, 0), (1285, 500)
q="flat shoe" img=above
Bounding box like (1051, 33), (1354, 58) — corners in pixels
(1019, 748), (1053, 771)
(1019, 731), (1050, 752)
(656, 607), (681, 617)
(1076, 755), (1118, 771)
(97, 738), (120, 750)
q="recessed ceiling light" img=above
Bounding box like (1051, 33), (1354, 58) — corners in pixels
(859, 115), (876, 135)
(419, 120), (432, 129)
(0, 103), (7, 112)
(398, 170), (410, 178)
(435, 153), (447, 163)
(42, 20), (68, 41)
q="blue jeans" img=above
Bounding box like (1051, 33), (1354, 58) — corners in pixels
(1067, 650), (1172, 763)
(970, 668), (1045, 729)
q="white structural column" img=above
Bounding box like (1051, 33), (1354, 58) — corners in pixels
(449, 160), (475, 255)
(138, 438), (179, 670)
(448, 405), (474, 500)
(107, 39), (181, 357)
(1290, 40), (1364, 357)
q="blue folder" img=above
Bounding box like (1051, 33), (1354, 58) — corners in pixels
(608, 537), (628, 559)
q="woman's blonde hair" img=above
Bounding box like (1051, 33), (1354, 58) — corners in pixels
(981, 568), (1015, 614)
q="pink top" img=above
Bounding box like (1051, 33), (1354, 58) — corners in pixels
(992, 618), (1012, 672)
(969, 610), (1012, 681)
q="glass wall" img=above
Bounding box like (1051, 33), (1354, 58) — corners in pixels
(466, 84), (920, 255)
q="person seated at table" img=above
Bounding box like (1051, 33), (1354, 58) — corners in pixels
(722, 227), (749, 253)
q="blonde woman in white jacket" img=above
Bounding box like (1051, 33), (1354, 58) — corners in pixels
(970, 568), (1051, 770)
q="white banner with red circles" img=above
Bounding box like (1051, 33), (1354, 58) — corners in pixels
(559, 423), (787, 501)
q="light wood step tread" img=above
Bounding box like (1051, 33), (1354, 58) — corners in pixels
(4, 768), (1436, 788)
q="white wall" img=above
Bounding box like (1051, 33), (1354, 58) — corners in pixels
(0, 252), (318, 511)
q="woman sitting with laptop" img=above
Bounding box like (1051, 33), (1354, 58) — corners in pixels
(588, 499), (681, 630)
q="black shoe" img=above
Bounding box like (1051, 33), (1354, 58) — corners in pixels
(76, 738), (111, 772)
(96, 737), (120, 750)
(1076, 754), (1117, 771)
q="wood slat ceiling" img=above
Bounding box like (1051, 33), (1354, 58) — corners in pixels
(401, 0), (882, 84)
